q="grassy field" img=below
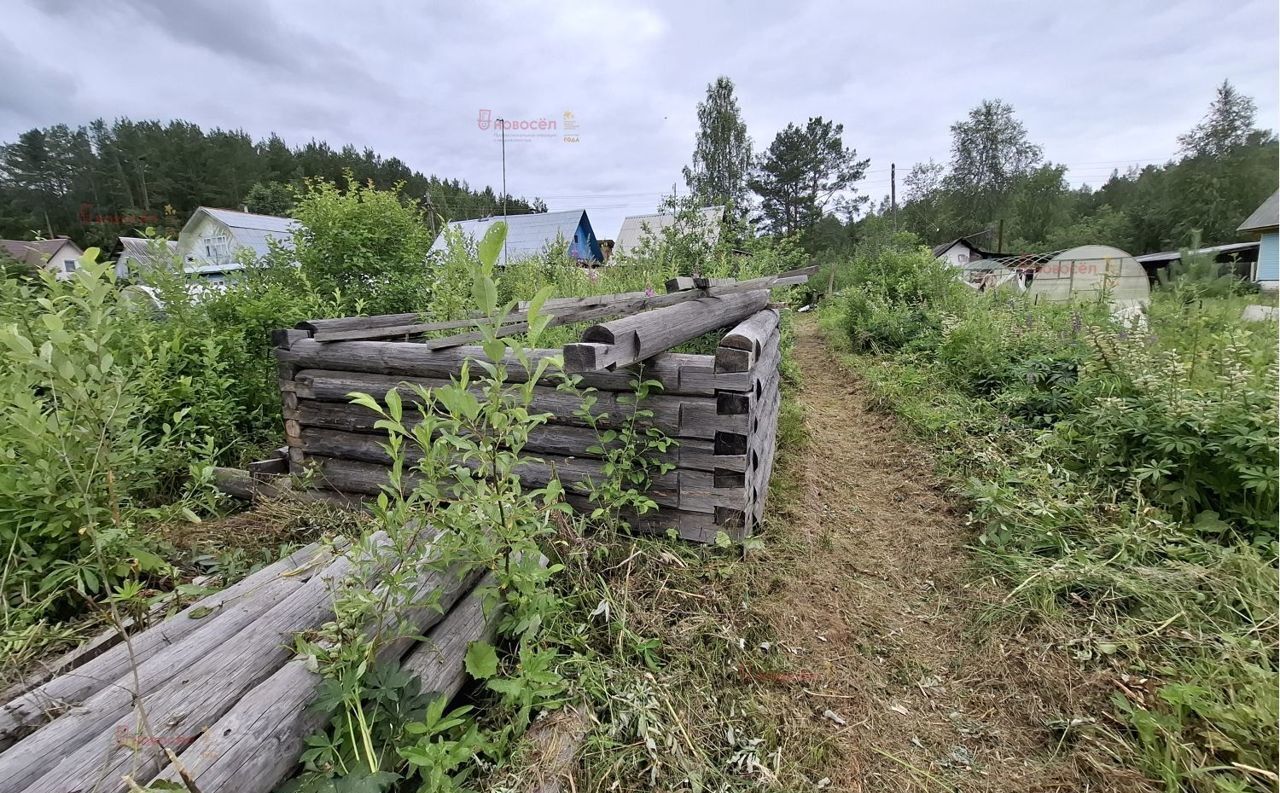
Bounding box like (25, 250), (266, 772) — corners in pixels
(816, 247), (1278, 792)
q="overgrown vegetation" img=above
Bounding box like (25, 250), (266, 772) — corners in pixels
(819, 239), (1278, 792)
(275, 223), (814, 792)
(0, 174), (818, 792)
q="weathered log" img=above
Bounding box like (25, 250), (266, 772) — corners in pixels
(295, 426), (738, 475)
(16, 531), (412, 793)
(0, 543), (332, 754)
(292, 368), (686, 427)
(564, 290), (770, 373)
(211, 466), (361, 508)
(148, 549), (484, 793)
(303, 455), (684, 509)
(0, 593), (174, 708)
(716, 309), (781, 373)
(399, 572), (501, 698)
(0, 539), (345, 787)
(248, 449), (289, 477)
(288, 390), (738, 442)
(664, 276), (734, 292)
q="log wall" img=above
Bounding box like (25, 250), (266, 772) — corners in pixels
(273, 307), (783, 542)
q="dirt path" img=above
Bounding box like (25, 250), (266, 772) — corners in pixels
(758, 320), (1096, 792)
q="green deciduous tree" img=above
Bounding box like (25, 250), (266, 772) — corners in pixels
(749, 116), (869, 237)
(1178, 80), (1258, 159)
(944, 99), (1043, 232)
(244, 181), (295, 215)
(278, 176), (435, 315)
(682, 76), (754, 210)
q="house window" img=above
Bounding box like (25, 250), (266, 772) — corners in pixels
(63, 259), (77, 273)
(202, 233), (231, 263)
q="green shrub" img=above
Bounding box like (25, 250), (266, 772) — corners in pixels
(1054, 324), (1278, 542)
(841, 290), (938, 353)
(0, 253), (184, 616)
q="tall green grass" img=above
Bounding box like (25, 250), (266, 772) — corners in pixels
(821, 244), (1278, 792)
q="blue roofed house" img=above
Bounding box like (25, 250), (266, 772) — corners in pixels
(429, 210), (603, 266)
(176, 207), (299, 286)
(1238, 190), (1278, 291)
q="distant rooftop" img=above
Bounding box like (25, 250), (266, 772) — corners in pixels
(1238, 190), (1279, 233)
(430, 210), (594, 264)
(615, 206), (723, 256)
(1134, 241), (1259, 264)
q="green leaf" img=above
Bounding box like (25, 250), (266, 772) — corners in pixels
(464, 640), (499, 679)
(477, 223), (507, 272)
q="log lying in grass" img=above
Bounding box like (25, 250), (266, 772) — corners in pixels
(399, 572), (501, 700)
(211, 466), (362, 508)
(5, 533), (400, 793)
(0, 594), (173, 707)
(147, 554), (491, 793)
(562, 290), (771, 373)
(0, 542), (333, 753)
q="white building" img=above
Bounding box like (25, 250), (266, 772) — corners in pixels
(614, 206), (724, 258)
(0, 238), (84, 279)
(115, 236), (179, 279)
(176, 207), (299, 286)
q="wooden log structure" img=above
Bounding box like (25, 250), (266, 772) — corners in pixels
(267, 267), (805, 544)
(1, 272), (801, 791)
(273, 311), (786, 543)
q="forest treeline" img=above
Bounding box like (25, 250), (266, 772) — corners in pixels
(884, 85), (1279, 255)
(0, 118), (545, 248)
(680, 78), (1278, 257)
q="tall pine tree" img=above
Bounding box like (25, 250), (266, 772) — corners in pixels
(749, 116), (868, 237)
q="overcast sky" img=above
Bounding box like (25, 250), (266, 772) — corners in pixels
(2, 0), (1276, 236)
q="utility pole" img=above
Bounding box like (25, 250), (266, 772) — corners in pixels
(498, 118), (508, 266)
(136, 154), (150, 212)
(890, 162), (897, 231)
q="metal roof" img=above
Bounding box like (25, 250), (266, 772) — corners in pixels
(179, 207), (299, 264)
(0, 238), (81, 270)
(614, 206), (723, 256)
(429, 210), (594, 265)
(1238, 190), (1279, 233)
(117, 236), (178, 264)
(1134, 241), (1259, 264)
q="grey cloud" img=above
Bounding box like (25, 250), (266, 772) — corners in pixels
(3, 0), (1276, 236)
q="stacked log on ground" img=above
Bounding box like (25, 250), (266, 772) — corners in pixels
(277, 327), (778, 539)
(274, 300), (786, 543)
(148, 571), (503, 793)
(0, 530), (504, 793)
